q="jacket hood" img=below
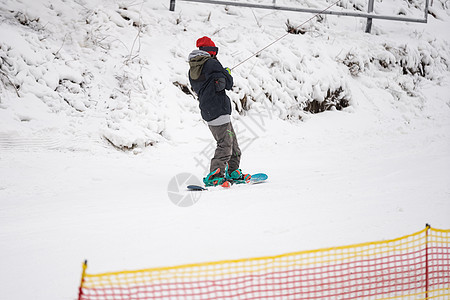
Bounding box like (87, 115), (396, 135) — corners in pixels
(189, 50), (211, 80)
(188, 49), (210, 61)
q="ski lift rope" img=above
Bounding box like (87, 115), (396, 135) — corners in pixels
(231, 0), (342, 70)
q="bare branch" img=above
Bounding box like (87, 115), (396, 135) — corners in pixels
(0, 69), (20, 97)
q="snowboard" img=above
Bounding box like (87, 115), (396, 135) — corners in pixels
(187, 173), (268, 191)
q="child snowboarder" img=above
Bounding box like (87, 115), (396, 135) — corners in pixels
(188, 36), (250, 187)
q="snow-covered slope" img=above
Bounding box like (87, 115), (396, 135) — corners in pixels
(1, 0), (449, 149)
(0, 0), (449, 299)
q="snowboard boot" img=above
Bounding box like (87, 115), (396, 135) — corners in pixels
(226, 168), (251, 183)
(203, 168), (226, 187)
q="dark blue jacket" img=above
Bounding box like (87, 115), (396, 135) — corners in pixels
(189, 54), (233, 122)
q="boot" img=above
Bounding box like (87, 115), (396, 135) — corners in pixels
(226, 168), (251, 183)
(203, 168), (225, 187)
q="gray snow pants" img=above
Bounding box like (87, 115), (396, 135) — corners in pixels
(208, 122), (241, 177)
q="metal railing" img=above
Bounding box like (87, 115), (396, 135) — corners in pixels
(169, 0), (430, 33)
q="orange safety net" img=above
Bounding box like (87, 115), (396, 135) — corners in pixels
(78, 227), (450, 299)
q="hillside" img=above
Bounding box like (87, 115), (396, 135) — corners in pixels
(0, 0), (449, 299)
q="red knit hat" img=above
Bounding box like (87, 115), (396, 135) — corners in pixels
(196, 36), (218, 56)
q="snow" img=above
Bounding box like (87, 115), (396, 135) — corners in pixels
(0, 0), (449, 299)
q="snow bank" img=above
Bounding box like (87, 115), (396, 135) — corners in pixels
(0, 0), (194, 150)
(0, 0), (449, 151)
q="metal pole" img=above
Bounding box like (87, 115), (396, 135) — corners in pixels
(178, 0), (427, 24)
(365, 0), (375, 33)
(170, 0), (176, 11)
(425, 224), (431, 300)
(78, 260), (88, 300)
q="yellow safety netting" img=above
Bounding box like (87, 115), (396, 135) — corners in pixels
(78, 226), (450, 300)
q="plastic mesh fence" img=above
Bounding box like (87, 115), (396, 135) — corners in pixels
(79, 227), (450, 300)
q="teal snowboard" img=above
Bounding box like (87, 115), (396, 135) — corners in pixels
(187, 173), (268, 191)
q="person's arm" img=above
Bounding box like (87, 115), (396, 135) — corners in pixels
(207, 59), (233, 91)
